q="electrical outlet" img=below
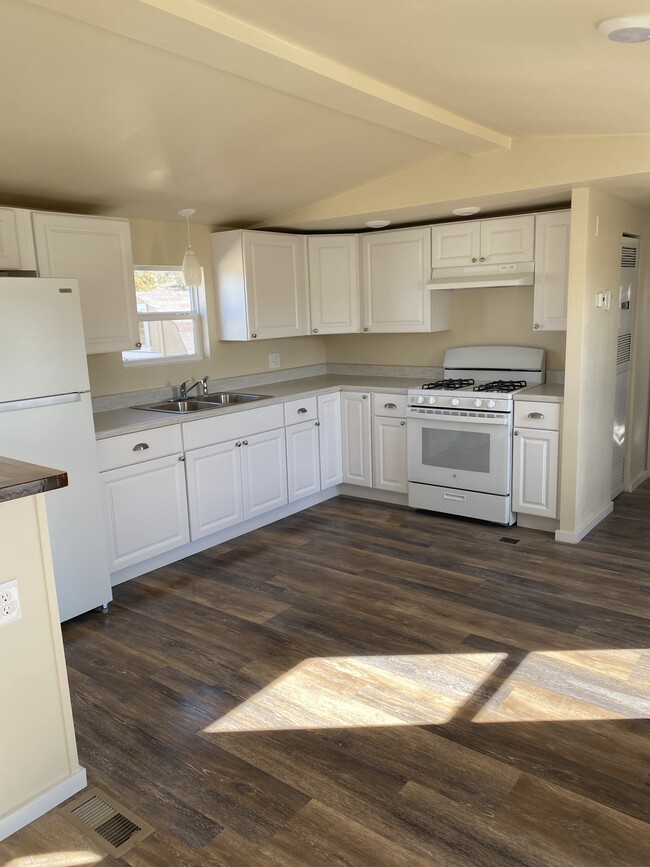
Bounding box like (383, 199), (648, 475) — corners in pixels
(0, 579), (21, 627)
(268, 353), (281, 369)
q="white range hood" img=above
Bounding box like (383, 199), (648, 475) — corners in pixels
(428, 261), (535, 290)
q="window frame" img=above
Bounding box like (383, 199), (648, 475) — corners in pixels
(122, 265), (206, 367)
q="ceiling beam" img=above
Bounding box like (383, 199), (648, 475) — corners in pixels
(24, 0), (512, 155)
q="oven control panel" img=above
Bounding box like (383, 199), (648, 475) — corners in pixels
(408, 392), (512, 413)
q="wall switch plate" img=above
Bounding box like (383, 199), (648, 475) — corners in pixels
(0, 579), (21, 626)
(268, 353), (281, 369)
(596, 291), (612, 310)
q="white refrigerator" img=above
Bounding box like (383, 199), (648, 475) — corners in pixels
(0, 278), (112, 620)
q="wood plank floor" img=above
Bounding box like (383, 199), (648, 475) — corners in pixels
(2, 486), (650, 866)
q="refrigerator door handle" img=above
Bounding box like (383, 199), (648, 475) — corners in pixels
(0, 392), (82, 413)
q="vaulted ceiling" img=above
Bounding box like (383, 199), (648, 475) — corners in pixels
(3, 0), (650, 229)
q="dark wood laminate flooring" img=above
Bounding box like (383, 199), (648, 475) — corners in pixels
(2, 486), (650, 866)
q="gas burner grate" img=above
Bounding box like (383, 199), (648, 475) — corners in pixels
(473, 380), (527, 393)
(422, 378), (475, 390)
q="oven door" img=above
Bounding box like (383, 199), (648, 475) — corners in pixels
(407, 411), (512, 495)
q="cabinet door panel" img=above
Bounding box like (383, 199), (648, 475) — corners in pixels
(362, 228), (432, 332)
(513, 428), (559, 518)
(341, 393), (372, 486)
(241, 429), (288, 518)
(286, 420), (321, 502)
(185, 441), (244, 539)
(243, 232), (308, 338)
(32, 213), (138, 353)
(533, 211), (570, 331)
(373, 416), (407, 493)
(431, 222), (480, 267)
(308, 235), (359, 333)
(480, 215), (534, 264)
(318, 392), (343, 489)
(0, 208), (22, 269)
(101, 454), (189, 571)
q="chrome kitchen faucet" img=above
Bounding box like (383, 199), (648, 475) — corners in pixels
(179, 375), (209, 398)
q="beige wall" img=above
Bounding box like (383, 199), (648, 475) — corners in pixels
(87, 219), (326, 397)
(324, 286), (566, 370)
(560, 189), (650, 537)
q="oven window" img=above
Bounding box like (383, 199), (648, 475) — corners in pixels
(421, 428), (490, 474)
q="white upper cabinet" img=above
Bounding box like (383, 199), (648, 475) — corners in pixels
(362, 227), (450, 333)
(431, 215), (535, 267)
(213, 229), (309, 340)
(32, 212), (139, 354)
(0, 208), (37, 271)
(533, 210), (571, 331)
(307, 234), (360, 334)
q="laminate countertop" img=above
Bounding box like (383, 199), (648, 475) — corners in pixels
(0, 456), (68, 503)
(514, 384), (564, 403)
(94, 375), (425, 438)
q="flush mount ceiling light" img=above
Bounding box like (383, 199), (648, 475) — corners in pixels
(178, 208), (202, 287)
(597, 15), (650, 42)
(365, 219), (391, 229)
(452, 206), (481, 217)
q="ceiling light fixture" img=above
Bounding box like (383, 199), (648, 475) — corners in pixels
(365, 219), (391, 229)
(597, 15), (650, 42)
(177, 208), (202, 287)
(452, 206), (481, 217)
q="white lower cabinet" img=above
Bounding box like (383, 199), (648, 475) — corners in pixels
(318, 392), (343, 489)
(373, 416), (407, 493)
(341, 392), (372, 487)
(185, 428), (287, 540)
(286, 419), (321, 502)
(100, 453), (190, 571)
(512, 400), (561, 519)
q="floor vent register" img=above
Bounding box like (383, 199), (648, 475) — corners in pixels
(59, 786), (154, 857)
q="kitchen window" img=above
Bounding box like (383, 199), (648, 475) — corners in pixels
(122, 267), (205, 365)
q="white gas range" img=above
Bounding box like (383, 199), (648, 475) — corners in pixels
(407, 346), (545, 525)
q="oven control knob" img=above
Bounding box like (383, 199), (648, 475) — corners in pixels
(473, 398), (483, 408)
(486, 399), (496, 408)
(451, 398), (460, 407)
(428, 396), (436, 405)
(417, 395), (424, 404)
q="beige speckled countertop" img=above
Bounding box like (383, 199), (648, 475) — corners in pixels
(514, 384), (564, 403)
(94, 375), (424, 438)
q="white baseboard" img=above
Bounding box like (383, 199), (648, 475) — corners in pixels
(629, 470), (649, 492)
(0, 768), (86, 841)
(555, 501), (614, 544)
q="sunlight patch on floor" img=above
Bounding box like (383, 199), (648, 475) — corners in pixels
(205, 652), (506, 732)
(5, 852), (104, 866)
(472, 648), (650, 723)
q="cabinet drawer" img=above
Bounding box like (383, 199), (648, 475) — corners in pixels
(372, 392), (407, 417)
(284, 396), (318, 425)
(514, 401), (561, 430)
(183, 404), (284, 451)
(97, 425), (183, 471)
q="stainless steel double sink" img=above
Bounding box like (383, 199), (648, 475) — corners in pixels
(132, 392), (272, 414)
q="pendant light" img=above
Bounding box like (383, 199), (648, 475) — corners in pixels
(178, 208), (202, 287)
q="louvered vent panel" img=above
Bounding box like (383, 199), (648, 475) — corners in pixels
(617, 332), (632, 365)
(621, 246), (637, 268)
(61, 787), (154, 857)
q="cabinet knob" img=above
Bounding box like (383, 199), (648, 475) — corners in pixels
(242, 440), (249, 445)
(315, 421), (320, 426)
(480, 257), (486, 263)
(528, 412), (545, 419)
(362, 394), (368, 399)
(297, 407), (308, 414)
(534, 323), (540, 329)
(400, 420), (406, 426)
(363, 327), (369, 332)
(471, 258), (478, 263)
(514, 431), (519, 436)
(384, 402), (397, 409)
(313, 328), (319, 333)
(178, 455), (186, 462)
(236, 441), (242, 447)
(132, 442), (149, 451)
(251, 333), (257, 338)
(135, 341), (142, 349)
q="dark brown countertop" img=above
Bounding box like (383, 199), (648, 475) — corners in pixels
(0, 456), (68, 503)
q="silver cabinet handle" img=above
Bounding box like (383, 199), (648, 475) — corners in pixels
(528, 412), (545, 419)
(514, 431), (519, 436)
(242, 440), (248, 445)
(362, 394), (368, 399)
(313, 328), (319, 333)
(480, 257), (486, 262)
(297, 407), (308, 414)
(471, 257), (478, 263)
(251, 333), (257, 338)
(384, 402), (397, 409)
(363, 327), (369, 332)
(315, 421), (320, 426)
(132, 442), (149, 451)
(400, 420), (406, 426)
(534, 323), (540, 329)
(178, 455), (185, 462)
(135, 341), (142, 348)
(235, 441), (242, 447)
